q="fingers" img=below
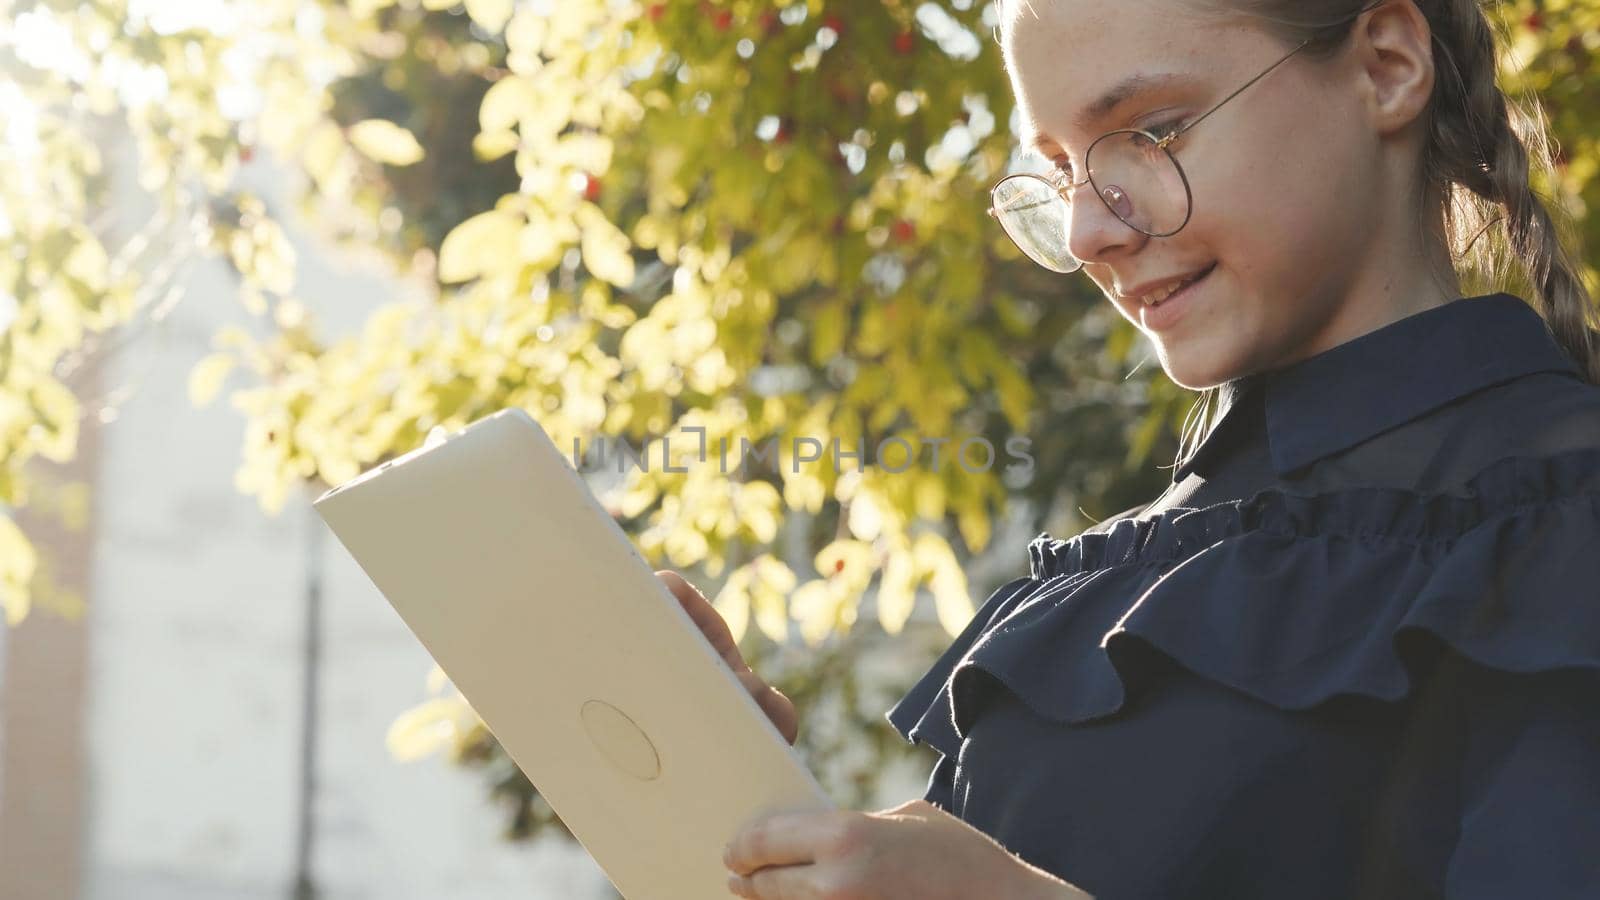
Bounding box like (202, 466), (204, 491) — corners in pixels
(749, 678), (799, 745)
(656, 570), (748, 672)
(727, 865), (808, 899)
(659, 570), (798, 744)
(723, 808), (845, 876)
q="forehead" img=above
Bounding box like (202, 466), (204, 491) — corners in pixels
(1002, 0), (1236, 147)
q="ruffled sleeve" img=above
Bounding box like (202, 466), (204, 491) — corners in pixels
(883, 573), (1040, 760)
(954, 450), (1600, 736)
(1443, 661), (1600, 898)
(886, 447), (1600, 813)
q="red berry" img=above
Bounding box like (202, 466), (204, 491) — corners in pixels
(774, 117), (793, 143)
(1524, 12), (1543, 29)
(713, 9), (732, 30)
(583, 174), (602, 201)
(892, 219), (916, 243)
(893, 31), (914, 54)
(647, 3), (664, 21)
(758, 10), (779, 34)
(822, 15), (844, 36)
(833, 558), (845, 573)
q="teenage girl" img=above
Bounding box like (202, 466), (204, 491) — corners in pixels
(668, 0), (1600, 896)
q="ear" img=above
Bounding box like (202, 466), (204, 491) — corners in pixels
(1350, 0), (1436, 136)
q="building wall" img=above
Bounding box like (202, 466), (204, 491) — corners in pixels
(5, 147), (616, 900)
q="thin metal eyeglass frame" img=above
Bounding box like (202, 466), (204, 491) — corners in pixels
(987, 35), (1317, 273)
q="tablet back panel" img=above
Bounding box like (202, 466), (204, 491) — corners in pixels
(314, 409), (832, 899)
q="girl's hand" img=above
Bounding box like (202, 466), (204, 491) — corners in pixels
(722, 799), (1094, 899)
(656, 570), (800, 745)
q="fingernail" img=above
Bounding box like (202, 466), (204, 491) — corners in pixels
(726, 874), (743, 896)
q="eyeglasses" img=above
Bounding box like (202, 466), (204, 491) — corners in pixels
(987, 36), (1318, 274)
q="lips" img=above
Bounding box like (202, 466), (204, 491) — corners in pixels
(1142, 263), (1216, 306)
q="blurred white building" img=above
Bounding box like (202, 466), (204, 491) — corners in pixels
(0, 148), (617, 899)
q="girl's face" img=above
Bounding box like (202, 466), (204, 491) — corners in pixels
(1002, 0), (1399, 389)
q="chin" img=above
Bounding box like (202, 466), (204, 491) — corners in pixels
(1156, 348), (1242, 391)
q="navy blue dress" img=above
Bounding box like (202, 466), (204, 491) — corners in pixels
(885, 293), (1600, 899)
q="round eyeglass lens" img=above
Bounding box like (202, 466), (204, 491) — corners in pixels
(991, 175), (1081, 273)
(1085, 130), (1190, 237)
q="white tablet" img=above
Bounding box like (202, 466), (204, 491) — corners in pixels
(314, 408), (833, 899)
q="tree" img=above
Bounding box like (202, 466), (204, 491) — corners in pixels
(3, 0), (1594, 839)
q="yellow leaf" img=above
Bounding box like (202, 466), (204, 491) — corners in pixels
(614, 473), (659, 517)
(0, 515), (39, 626)
(782, 469), (826, 513)
(578, 208), (636, 288)
(753, 553), (797, 593)
(30, 376), (79, 462)
(664, 526), (708, 567)
(479, 75), (536, 132)
(913, 471), (946, 519)
(302, 120), (345, 186)
(63, 234), (109, 293)
(876, 547), (918, 635)
(465, 0), (513, 33)
(385, 696), (476, 762)
(348, 119), (425, 167)
(732, 479), (780, 544)
(789, 579), (840, 648)
(957, 501), (991, 554)
(712, 568), (752, 644)
(188, 352), (236, 407)
(814, 538), (873, 587)
(472, 129), (519, 162)
(426, 664), (451, 696)
(438, 208), (524, 283)
(505, 9), (547, 62)
(557, 133), (614, 173)
(913, 533), (974, 637)
(846, 490), (883, 540)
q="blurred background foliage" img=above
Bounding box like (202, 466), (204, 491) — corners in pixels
(1, 0), (1595, 840)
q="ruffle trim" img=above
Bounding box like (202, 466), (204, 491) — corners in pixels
(886, 447), (1600, 759)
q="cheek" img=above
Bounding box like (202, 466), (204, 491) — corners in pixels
(1182, 106), (1363, 284)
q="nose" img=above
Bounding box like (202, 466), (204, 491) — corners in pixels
(1064, 180), (1147, 267)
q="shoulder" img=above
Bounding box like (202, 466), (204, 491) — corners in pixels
(1416, 369), (1600, 488)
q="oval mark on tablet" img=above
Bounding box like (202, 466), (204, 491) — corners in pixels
(580, 699), (661, 781)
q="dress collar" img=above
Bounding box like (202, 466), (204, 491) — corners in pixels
(1171, 293), (1584, 482)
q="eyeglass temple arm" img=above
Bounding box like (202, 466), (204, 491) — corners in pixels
(1159, 38), (1313, 147)
(1164, 0), (1385, 147)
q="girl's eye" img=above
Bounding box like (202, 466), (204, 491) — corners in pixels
(1145, 119), (1186, 141)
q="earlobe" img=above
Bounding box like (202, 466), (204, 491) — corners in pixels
(1355, 0), (1436, 135)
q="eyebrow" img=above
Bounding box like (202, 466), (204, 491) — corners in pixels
(1022, 71), (1191, 157)
(1075, 72), (1187, 131)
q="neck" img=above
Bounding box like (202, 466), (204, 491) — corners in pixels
(1278, 186), (1461, 368)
